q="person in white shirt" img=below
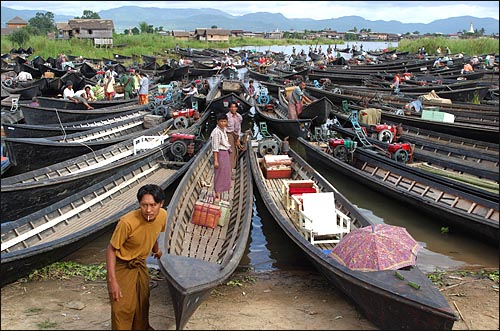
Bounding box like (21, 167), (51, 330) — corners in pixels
(64, 81), (94, 109)
(75, 85), (96, 101)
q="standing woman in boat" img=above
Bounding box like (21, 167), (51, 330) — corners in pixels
(287, 80), (312, 120)
(137, 71), (149, 105)
(102, 71), (115, 101)
(210, 113), (232, 200)
(225, 101), (243, 172)
(106, 184), (166, 330)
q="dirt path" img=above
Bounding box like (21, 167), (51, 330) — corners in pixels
(1, 267), (498, 330)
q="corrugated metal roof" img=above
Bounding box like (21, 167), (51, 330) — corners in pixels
(68, 19), (114, 30)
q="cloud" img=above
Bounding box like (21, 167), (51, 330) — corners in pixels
(2, 0), (498, 23)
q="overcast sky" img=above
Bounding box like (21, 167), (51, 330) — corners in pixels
(2, 1), (499, 24)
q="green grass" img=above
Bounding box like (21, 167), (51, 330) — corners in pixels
(397, 36), (499, 56)
(3, 33), (497, 65)
(36, 319), (57, 330)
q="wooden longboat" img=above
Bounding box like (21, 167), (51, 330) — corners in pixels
(247, 67), (306, 82)
(248, 134), (458, 330)
(0, 139), (206, 286)
(78, 62), (97, 79)
(333, 84), (500, 117)
(20, 101), (147, 125)
(1, 82), (41, 100)
(1, 110), (209, 222)
(297, 137), (499, 245)
(206, 92), (253, 118)
(324, 124), (499, 182)
(305, 86), (499, 143)
(171, 66), (190, 81)
(2, 109), (145, 138)
(4, 115), (168, 176)
(254, 95), (312, 138)
(187, 67), (220, 78)
(158, 139), (253, 330)
(278, 88), (332, 127)
(36, 96), (137, 110)
(364, 77), (480, 93)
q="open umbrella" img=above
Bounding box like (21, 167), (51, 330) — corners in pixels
(329, 224), (421, 272)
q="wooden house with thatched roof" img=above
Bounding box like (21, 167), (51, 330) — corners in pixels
(172, 30), (191, 40)
(1, 16), (28, 36)
(193, 28), (230, 42)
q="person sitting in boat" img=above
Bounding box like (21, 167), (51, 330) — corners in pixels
(462, 63), (474, 74)
(287, 80), (312, 120)
(433, 57), (442, 68)
(29, 97), (39, 107)
(75, 84), (97, 102)
(247, 80), (256, 102)
(183, 82), (198, 97)
(391, 73), (402, 94)
(63, 81), (94, 110)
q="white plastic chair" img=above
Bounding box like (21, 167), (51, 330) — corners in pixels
(298, 192), (351, 245)
(10, 97), (19, 113)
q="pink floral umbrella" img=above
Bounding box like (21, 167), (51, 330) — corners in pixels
(329, 224), (421, 272)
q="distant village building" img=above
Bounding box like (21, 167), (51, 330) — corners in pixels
(54, 19), (114, 47)
(172, 30), (191, 40)
(264, 29), (283, 39)
(193, 28), (230, 42)
(1, 16), (28, 36)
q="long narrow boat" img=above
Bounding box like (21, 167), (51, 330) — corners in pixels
(2, 109), (145, 138)
(254, 94), (312, 138)
(278, 88), (333, 127)
(158, 138), (254, 330)
(297, 136), (499, 245)
(1, 111), (209, 223)
(248, 134), (458, 330)
(1, 82), (41, 100)
(305, 86), (499, 143)
(20, 102), (147, 125)
(325, 123), (499, 182)
(36, 96), (137, 110)
(1, 133), (207, 286)
(4, 114), (161, 175)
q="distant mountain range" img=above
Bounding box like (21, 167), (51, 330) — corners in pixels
(2, 5), (499, 35)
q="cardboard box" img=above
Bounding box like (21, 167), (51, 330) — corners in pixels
(263, 166), (292, 179)
(421, 110), (455, 123)
(43, 72), (55, 78)
(222, 80), (241, 93)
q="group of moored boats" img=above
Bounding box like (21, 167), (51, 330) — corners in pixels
(1, 45), (499, 330)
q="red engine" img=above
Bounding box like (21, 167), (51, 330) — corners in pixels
(170, 133), (195, 142)
(387, 143), (411, 153)
(171, 108), (195, 119)
(387, 143), (413, 163)
(329, 138), (345, 148)
(371, 124), (397, 143)
(372, 124), (397, 134)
